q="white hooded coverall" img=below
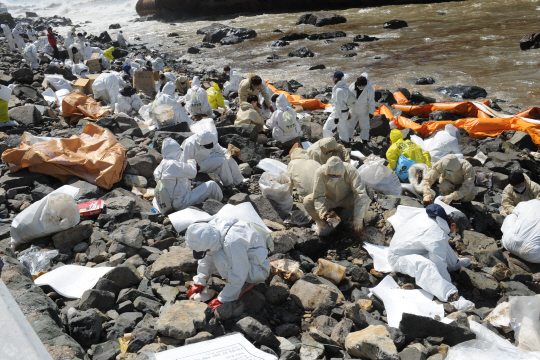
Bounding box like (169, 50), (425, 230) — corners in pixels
(115, 90), (144, 115)
(69, 44), (85, 64)
(187, 217), (271, 303)
(64, 31), (74, 50)
(91, 73), (120, 107)
(23, 42), (40, 69)
(223, 69), (241, 95)
(12, 26), (25, 53)
(266, 93), (303, 143)
(153, 138), (223, 213)
(117, 33), (127, 48)
(180, 130), (245, 187)
(349, 73), (376, 141)
(27, 28), (37, 42)
(425, 124), (464, 163)
(323, 78), (350, 142)
(502, 199), (540, 263)
(1, 24), (16, 51)
(387, 205), (461, 302)
(186, 76), (213, 117)
(152, 82), (192, 127)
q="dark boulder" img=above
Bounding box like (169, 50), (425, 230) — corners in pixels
(383, 19), (409, 29)
(354, 34), (378, 42)
(11, 68), (34, 84)
(399, 313), (476, 346)
(519, 33), (540, 51)
(288, 46), (314, 58)
(111, 49), (128, 59)
(307, 31), (346, 40)
(272, 40), (290, 47)
(199, 23), (257, 44)
(429, 111), (461, 121)
(342, 53), (358, 57)
(340, 43), (359, 51)
(109, 24), (121, 29)
(187, 47), (200, 54)
(415, 77), (436, 85)
(370, 115), (391, 137)
(434, 85), (487, 99)
(0, 12), (15, 28)
(309, 64), (326, 70)
(44, 65), (77, 81)
(220, 36), (244, 45)
(8, 106), (42, 126)
(410, 91), (436, 104)
(279, 33), (309, 42)
(375, 89), (396, 105)
(99, 31), (113, 43)
(167, 32), (179, 37)
(296, 13), (347, 27)
(26, 11), (39, 18)
(195, 43), (215, 49)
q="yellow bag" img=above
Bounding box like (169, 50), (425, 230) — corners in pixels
(207, 83), (225, 109)
(0, 99), (9, 123)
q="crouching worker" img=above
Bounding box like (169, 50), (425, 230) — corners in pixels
(303, 156), (370, 236)
(387, 129), (431, 170)
(235, 94), (265, 132)
(388, 204), (472, 306)
(501, 169), (540, 216)
(266, 93), (303, 148)
(422, 154), (477, 205)
(153, 138), (223, 214)
(115, 86), (144, 115)
(186, 217), (271, 309)
(307, 137), (350, 165)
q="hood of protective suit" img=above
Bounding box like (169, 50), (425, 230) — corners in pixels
(324, 156), (346, 176)
(441, 154), (461, 172)
(162, 82), (175, 95)
(240, 102), (254, 111)
(361, 72), (370, 85)
(186, 223), (222, 253)
(319, 137), (338, 153)
(334, 78), (348, 91)
(161, 138), (183, 159)
(178, 75), (188, 84)
(196, 130), (217, 146)
(212, 82), (219, 91)
(275, 93), (291, 111)
(67, 31), (73, 37)
(390, 129), (403, 144)
(445, 124), (461, 140)
(192, 76), (201, 88)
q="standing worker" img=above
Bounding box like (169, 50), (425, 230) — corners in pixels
(26, 26), (37, 42)
(349, 73), (375, 146)
(117, 31), (128, 49)
(64, 30), (74, 50)
(22, 41), (40, 69)
(1, 21), (16, 51)
(222, 66), (241, 96)
(323, 71), (351, 144)
(501, 169), (540, 216)
(47, 27), (60, 59)
(12, 24), (26, 53)
(422, 154), (477, 205)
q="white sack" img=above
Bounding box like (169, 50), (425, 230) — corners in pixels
(259, 171), (293, 212)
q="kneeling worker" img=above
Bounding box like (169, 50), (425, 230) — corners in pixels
(422, 154), (477, 205)
(235, 94), (265, 132)
(307, 137), (350, 165)
(153, 138), (223, 214)
(501, 169), (540, 216)
(303, 156), (370, 235)
(186, 218), (271, 309)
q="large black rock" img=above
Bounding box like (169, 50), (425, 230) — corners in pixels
(340, 43), (359, 51)
(279, 33), (309, 42)
(434, 85), (487, 99)
(288, 46), (314, 58)
(520, 32), (540, 50)
(99, 31), (113, 43)
(370, 114), (391, 137)
(198, 23), (257, 44)
(399, 313), (476, 346)
(308, 31), (346, 40)
(44, 65), (77, 81)
(383, 19), (408, 29)
(11, 68), (34, 84)
(0, 12), (15, 28)
(272, 40), (290, 47)
(353, 34), (378, 42)
(296, 13), (347, 27)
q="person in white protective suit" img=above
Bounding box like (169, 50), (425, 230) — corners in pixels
(11, 25), (26, 53)
(348, 73), (375, 145)
(26, 26), (37, 42)
(64, 30), (74, 50)
(115, 86), (144, 115)
(388, 203), (472, 305)
(159, 72), (176, 91)
(124, 58), (141, 76)
(69, 44), (84, 64)
(76, 33), (87, 47)
(424, 124), (463, 163)
(151, 82), (192, 127)
(185, 217), (271, 309)
(502, 199), (540, 263)
(92, 73), (120, 107)
(266, 93), (303, 146)
(180, 130), (246, 188)
(1, 22), (16, 51)
(153, 138), (223, 214)
(23, 41), (41, 69)
(185, 76), (213, 117)
(323, 71), (351, 144)
(117, 31), (127, 49)
(222, 65), (241, 96)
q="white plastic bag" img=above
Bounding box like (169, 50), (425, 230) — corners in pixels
(408, 163), (430, 194)
(509, 295), (540, 351)
(446, 340), (540, 360)
(358, 158), (401, 196)
(11, 185), (80, 246)
(44, 74), (73, 92)
(256, 158), (288, 174)
(17, 246), (59, 275)
(259, 171), (293, 212)
(502, 200), (540, 263)
(189, 117), (218, 138)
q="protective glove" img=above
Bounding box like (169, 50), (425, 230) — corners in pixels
(209, 298), (223, 310)
(227, 144), (241, 158)
(353, 218), (364, 236)
(323, 211), (338, 220)
(423, 194), (433, 205)
(442, 193), (455, 205)
(187, 284), (204, 299)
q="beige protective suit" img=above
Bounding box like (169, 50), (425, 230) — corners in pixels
(501, 174), (540, 216)
(303, 157), (370, 225)
(234, 102), (264, 132)
(238, 75), (273, 108)
(307, 137), (350, 165)
(286, 159), (321, 201)
(175, 76), (190, 96)
(422, 154), (477, 203)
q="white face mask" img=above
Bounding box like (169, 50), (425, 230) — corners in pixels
(329, 177), (341, 183)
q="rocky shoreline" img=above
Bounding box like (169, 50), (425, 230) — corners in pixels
(1, 10), (540, 360)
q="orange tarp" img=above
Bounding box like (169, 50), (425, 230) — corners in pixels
(393, 101), (490, 119)
(393, 91), (409, 105)
(266, 82), (331, 111)
(62, 91), (111, 124)
(2, 123), (127, 189)
(515, 107), (540, 120)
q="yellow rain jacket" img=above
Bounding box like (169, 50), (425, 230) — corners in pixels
(207, 83), (225, 109)
(387, 129), (431, 170)
(307, 137), (350, 165)
(102, 47), (115, 61)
